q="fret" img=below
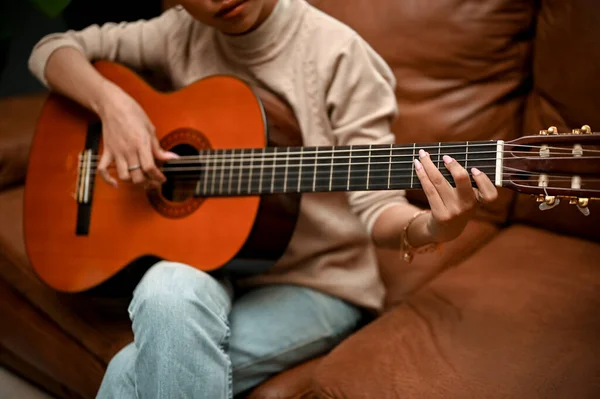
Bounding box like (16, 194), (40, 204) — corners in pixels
(315, 146), (331, 192)
(387, 144), (392, 189)
(436, 142), (451, 185)
(247, 149), (254, 194)
(368, 144), (392, 190)
(312, 147), (319, 192)
(297, 147), (303, 192)
(410, 143), (416, 188)
(219, 149), (226, 195)
(210, 150), (217, 195)
(283, 147), (290, 193)
(269, 147), (276, 194)
(390, 144), (415, 190)
(237, 149), (245, 195)
(328, 146), (335, 192)
(271, 148), (286, 193)
(464, 141), (469, 170)
(243, 148), (254, 194)
(348, 145), (370, 190)
(227, 149), (235, 195)
(202, 150), (209, 196)
(331, 146), (351, 191)
(258, 148), (266, 193)
(250, 149), (263, 194)
(286, 146), (300, 193)
(300, 147), (315, 192)
(346, 145), (352, 190)
(366, 146), (371, 190)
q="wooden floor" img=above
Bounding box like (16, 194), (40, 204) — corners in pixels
(0, 367), (54, 399)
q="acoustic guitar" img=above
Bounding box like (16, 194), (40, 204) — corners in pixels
(24, 61), (600, 294)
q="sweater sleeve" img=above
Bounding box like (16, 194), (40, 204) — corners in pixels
(28, 7), (185, 87)
(325, 34), (409, 235)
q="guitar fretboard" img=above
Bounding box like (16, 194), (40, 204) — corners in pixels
(172, 141), (501, 197)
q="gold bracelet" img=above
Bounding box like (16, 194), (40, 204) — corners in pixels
(400, 210), (440, 263)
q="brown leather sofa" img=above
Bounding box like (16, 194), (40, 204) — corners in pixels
(1, 0), (599, 398)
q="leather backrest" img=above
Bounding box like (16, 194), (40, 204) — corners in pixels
(308, 0), (538, 224)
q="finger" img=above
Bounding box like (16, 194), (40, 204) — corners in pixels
(114, 154), (131, 182)
(471, 168), (499, 203)
(443, 155), (475, 205)
(125, 151), (145, 185)
(97, 151), (118, 188)
(414, 158), (446, 214)
(418, 149), (454, 205)
(152, 136), (180, 161)
(139, 140), (166, 183)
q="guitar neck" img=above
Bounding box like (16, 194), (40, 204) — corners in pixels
(183, 140), (504, 197)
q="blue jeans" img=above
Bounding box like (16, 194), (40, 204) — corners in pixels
(96, 261), (363, 398)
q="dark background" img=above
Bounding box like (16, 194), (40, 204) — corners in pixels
(0, 0), (162, 97)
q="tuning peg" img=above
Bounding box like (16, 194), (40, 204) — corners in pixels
(578, 197), (589, 207)
(569, 197), (591, 216)
(539, 195), (560, 211)
(539, 126), (558, 135)
(572, 125), (592, 135)
(577, 199), (590, 216)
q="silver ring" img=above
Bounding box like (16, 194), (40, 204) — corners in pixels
(128, 164), (141, 171)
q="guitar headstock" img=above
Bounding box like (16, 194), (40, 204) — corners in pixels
(504, 125), (600, 215)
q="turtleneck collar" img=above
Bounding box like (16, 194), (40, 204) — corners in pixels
(216, 0), (306, 64)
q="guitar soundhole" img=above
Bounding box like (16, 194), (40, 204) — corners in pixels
(147, 128), (211, 219)
(161, 144), (198, 203)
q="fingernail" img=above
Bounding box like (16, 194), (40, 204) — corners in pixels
(471, 167), (481, 176)
(443, 155), (454, 164)
(419, 149), (427, 158)
(166, 151), (180, 159)
(414, 159), (423, 171)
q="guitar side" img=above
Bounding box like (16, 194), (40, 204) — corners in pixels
(23, 61), (302, 294)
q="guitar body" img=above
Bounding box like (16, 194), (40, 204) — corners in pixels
(24, 61), (302, 294)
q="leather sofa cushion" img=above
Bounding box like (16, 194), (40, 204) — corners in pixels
(313, 225), (600, 398)
(0, 93), (45, 191)
(246, 358), (322, 399)
(0, 187), (133, 364)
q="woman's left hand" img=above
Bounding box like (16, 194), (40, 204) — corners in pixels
(414, 149), (498, 243)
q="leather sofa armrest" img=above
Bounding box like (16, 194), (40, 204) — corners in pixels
(0, 93), (47, 191)
(247, 358), (322, 399)
(0, 138), (31, 191)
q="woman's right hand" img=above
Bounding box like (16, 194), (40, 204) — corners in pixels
(96, 82), (178, 188)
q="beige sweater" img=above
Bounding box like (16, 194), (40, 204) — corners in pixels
(29, 0), (408, 312)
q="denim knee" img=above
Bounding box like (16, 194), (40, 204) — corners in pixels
(96, 343), (136, 398)
(128, 261), (232, 325)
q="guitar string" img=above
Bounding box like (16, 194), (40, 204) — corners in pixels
(82, 166), (590, 183)
(167, 175), (600, 183)
(80, 166), (600, 186)
(82, 151), (600, 168)
(83, 142), (600, 162)
(99, 177), (600, 189)
(111, 179), (600, 196)
(84, 158), (599, 176)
